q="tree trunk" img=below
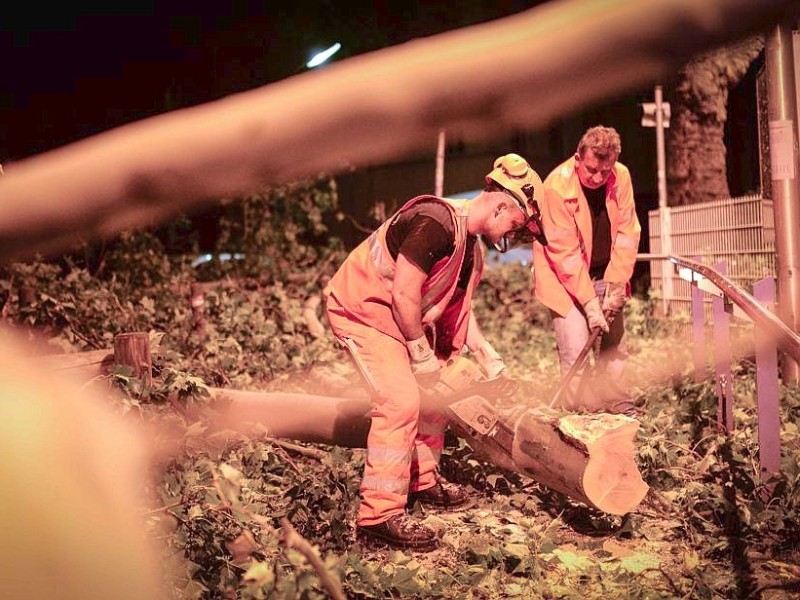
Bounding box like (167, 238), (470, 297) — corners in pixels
(210, 387), (372, 448)
(211, 387), (649, 515)
(18, 286), (36, 308)
(189, 283), (206, 339)
(114, 332), (152, 387)
(446, 397), (648, 515)
(667, 36), (764, 206)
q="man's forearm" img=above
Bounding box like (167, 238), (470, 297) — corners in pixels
(465, 310), (487, 352)
(392, 254), (429, 342)
(392, 289), (425, 341)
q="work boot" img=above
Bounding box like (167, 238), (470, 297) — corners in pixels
(356, 514), (438, 550)
(407, 477), (472, 511)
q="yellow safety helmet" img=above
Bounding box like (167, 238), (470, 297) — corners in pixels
(485, 153), (544, 219)
(485, 153), (548, 249)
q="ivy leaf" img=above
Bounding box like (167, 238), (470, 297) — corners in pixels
(503, 543), (531, 560)
(619, 552), (660, 573)
(390, 566), (423, 596)
(242, 561), (273, 587)
(683, 550), (700, 572)
(219, 462), (243, 484)
(552, 549), (593, 570)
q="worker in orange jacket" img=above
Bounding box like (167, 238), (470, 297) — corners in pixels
(325, 154), (547, 550)
(533, 126), (641, 414)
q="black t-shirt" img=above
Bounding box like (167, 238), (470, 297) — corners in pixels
(385, 200), (475, 289)
(582, 183), (612, 279)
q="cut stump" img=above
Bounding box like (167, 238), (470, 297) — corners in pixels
(114, 332), (152, 387)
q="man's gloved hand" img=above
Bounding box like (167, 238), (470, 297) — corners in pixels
(406, 335), (441, 388)
(472, 340), (506, 380)
(602, 281), (627, 316)
(481, 374), (519, 399)
(582, 296), (609, 333)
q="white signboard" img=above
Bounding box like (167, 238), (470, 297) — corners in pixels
(769, 119), (796, 181)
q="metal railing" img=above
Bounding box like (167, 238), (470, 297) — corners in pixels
(648, 195), (776, 315)
(666, 256), (795, 496)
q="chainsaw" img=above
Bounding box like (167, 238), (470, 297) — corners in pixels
(339, 339), (647, 514)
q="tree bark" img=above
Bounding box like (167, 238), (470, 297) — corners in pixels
(667, 36), (764, 206)
(114, 333), (152, 387)
(33, 347), (650, 515)
(211, 387), (648, 515)
(446, 397), (648, 515)
(209, 387), (372, 448)
(189, 283), (206, 339)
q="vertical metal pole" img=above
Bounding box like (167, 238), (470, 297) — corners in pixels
(656, 85), (673, 316)
(435, 129), (445, 197)
(655, 85), (669, 211)
(766, 23), (800, 382)
(712, 261), (734, 434)
(753, 277), (781, 499)
(691, 270), (706, 383)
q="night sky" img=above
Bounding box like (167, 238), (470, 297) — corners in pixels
(1, 1), (535, 161)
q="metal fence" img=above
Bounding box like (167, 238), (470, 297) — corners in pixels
(648, 195), (776, 316)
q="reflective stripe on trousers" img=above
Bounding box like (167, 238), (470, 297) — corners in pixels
(326, 294), (446, 526)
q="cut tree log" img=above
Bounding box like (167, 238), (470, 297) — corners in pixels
(209, 387), (371, 448)
(18, 286), (36, 308)
(40, 347), (648, 514)
(517, 408), (648, 515)
(446, 397), (648, 515)
(210, 384), (648, 515)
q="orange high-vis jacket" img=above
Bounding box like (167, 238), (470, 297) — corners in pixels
(325, 196), (484, 357)
(533, 156), (640, 317)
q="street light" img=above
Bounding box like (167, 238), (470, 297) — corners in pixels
(641, 85), (672, 315)
(306, 43), (342, 69)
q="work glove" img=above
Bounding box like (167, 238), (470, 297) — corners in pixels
(602, 281), (627, 316)
(472, 340), (506, 380)
(582, 296), (609, 333)
(480, 374), (519, 400)
(406, 335), (441, 388)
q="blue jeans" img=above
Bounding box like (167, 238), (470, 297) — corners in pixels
(552, 280), (633, 414)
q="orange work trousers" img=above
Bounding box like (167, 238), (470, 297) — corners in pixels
(326, 294), (447, 526)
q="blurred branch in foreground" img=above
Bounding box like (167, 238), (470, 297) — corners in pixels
(0, 0), (795, 263)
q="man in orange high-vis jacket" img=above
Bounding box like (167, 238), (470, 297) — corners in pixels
(325, 154), (546, 550)
(533, 126), (641, 415)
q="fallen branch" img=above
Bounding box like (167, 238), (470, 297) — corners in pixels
(280, 518), (346, 600)
(0, 0), (794, 263)
(753, 579), (800, 595)
(263, 436), (328, 460)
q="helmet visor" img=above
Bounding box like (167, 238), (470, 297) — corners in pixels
(497, 184), (548, 247)
(507, 217), (545, 246)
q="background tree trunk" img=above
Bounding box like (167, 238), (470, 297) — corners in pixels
(667, 36), (764, 206)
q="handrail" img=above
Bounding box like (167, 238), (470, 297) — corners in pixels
(668, 255), (800, 363)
